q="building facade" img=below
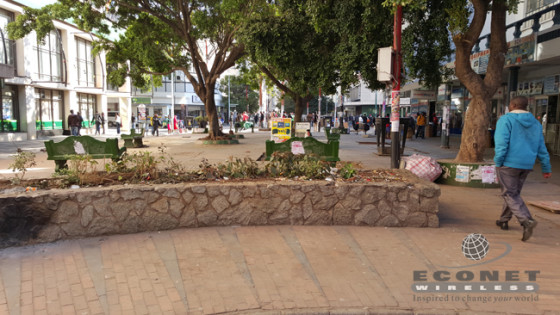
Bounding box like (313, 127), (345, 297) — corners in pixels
(0, 0), (132, 142)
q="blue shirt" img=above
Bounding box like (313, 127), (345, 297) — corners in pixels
(494, 111), (551, 173)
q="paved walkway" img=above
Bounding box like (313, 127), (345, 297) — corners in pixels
(1, 129), (560, 314)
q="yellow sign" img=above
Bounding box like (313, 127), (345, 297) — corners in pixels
(271, 118), (292, 142)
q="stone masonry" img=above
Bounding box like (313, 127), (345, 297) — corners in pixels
(0, 180), (440, 248)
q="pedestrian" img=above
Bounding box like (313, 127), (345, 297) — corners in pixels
(67, 110), (79, 136)
(115, 113), (121, 134)
(494, 96), (552, 242)
(76, 111), (84, 136)
(131, 114), (136, 129)
(416, 112), (426, 139)
(101, 112), (106, 134)
(152, 114), (160, 136)
(167, 115), (172, 134)
(93, 112), (102, 135)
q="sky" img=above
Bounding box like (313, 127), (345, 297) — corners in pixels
(17, 0), (56, 8)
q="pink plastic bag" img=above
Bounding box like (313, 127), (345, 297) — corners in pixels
(404, 154), (442, 182)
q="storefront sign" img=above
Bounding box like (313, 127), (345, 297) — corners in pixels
(411, 90), (436, 100)
(517, 80), (543, 96)
(505, 34), (536, 67)
(543, 75), (560, 94)
(132, 97), (151, 104)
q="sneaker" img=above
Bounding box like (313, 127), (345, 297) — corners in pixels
(521, 220), (538, 242)
(496, 220), (509, 230)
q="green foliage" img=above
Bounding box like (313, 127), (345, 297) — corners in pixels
(219, 75), (261, 114)
(123, 152), (159, 180)
(265, 152), (331, 179)
(9, 151), (37, 183)
(68, 155), (99, 185)
(337, 162), (357, 179)
(218, 157), (261, 179)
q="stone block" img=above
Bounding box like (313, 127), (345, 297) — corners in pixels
(121, 189), (145, 201)
(354, 204), (380, 226)
(52, 200), (79, 224)
(162, 188), (181, 199)
(75, 192), (92, 204)
(36, 226), (65, 243)
(88, 216), (119, 235)
(242, 185), (258, 198)
(211, 195), (230, 214)
(206, 186), (221, 198)
(150, 198), (169, 213)
(334, 186), (349, 199)
(427, 214), (439, 227)
(179, 208), (197, 228)
(377, 214), (400, 227)
(169, 198), (185, 218)
(197, 210), (218, 227)
(420, 197), (438, 213)
(393, 204), (411, 222)
(191, 186), (206, 194)
(289, 191), (306, 204)
(81, 205), (95, 227)
(348, 185), (364, 197)
(404, 212), (428, 227)
(301, 185), (315, 193)
(333, 203), (353, 225)
(121, 216), (142, 234)
(192, 194), (209, 211)
(182, 190), (195, 203)
(228, 189), (242, 206)
(110, 201), (134, 223)
(304, 210), (332, 225)
(289, 205), (304, 225)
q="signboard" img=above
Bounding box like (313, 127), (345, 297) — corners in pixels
(543, 75), (560, 94)
(295, 122), (310, 138)
(137, 104), (147, 120)
(390, 90), (400, 132)
(271, 118), (292, 142)
(410, 90), (436, 100)
(505, 34), (536, 67)
(517, 80), (544, 96)
(192, 95), (203, 104)
(132, 97), (151, 104)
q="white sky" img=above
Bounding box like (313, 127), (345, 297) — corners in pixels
(17, 0), (57, 8)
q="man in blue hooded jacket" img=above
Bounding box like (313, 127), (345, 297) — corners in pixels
(494, 96), (552, 242)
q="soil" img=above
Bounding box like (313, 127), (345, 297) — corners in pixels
(0, 169), (419, 194)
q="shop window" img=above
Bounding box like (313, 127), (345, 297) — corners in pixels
(35, 89), (63, 130)
(76, 38), (96, 87)
(0, 9), (16, 72)
(36, 30), (63, 82)
(77, 93), (97, 128)
(1, 86), (18, 132)
(527, 0), (558, 15)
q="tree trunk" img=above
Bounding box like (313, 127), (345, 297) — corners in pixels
(294, 96), (304, 123)
(205, 81), (223, 139)
(453, 0), (507, 162)
(454, 94), (492, 161)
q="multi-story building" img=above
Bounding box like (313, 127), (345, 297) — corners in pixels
(0, 0), (132, 142)
(130, 70), (224, 125)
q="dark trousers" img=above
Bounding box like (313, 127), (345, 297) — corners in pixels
(496, 166), (533, 225)
(415, 125), (425, 138)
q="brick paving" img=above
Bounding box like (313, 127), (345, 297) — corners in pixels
(1, 130), (560, 314)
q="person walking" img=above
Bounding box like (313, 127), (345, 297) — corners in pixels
(68, 110), (79, 136)
(416, 112), (426, 139)
(131, 114), (136, 129)
(76, 111), (84, 136)
(152, 114), (160, 136)
(101, 112), (106, 134)
(115, 113), (121, 134)
(93, 112), (102, 135)
(494, 96), (552, 242)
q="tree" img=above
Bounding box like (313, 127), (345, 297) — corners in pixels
(383, 0), (519, 162)
(8, 0), (267, 140)
(218, 75), (260, 115)
(240, 0), (342, 123)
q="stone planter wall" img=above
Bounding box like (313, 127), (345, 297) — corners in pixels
(0, 180), (440, 248)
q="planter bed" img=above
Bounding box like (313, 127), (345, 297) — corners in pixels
(0, 175), (439, 248)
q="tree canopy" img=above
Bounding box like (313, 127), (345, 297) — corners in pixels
(8, 0), (268, 139)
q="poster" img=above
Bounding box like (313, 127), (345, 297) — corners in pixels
(291, 141), (305, 155)
(295, 122), (310, 138)
(480, 166), (496, 184)
(271, 118), (292, 142)
(455, 165), (470, 183)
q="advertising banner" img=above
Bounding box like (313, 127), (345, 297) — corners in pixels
(271, 118), (292, 142)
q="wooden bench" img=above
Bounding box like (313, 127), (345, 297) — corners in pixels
(265, 137), (339, 162)
(121, 128), (145, 148)
(44, 136), (126, 171)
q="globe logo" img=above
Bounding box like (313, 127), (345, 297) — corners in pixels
(461, 233), (490, 261)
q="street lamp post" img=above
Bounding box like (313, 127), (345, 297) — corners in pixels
(228, 76), (231, 129)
